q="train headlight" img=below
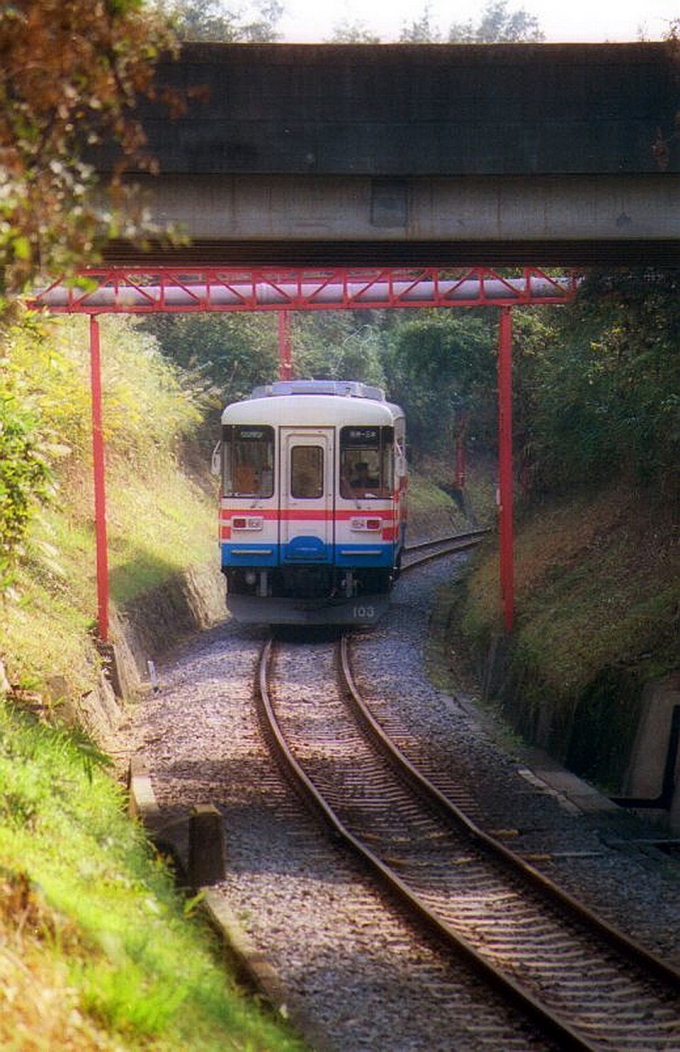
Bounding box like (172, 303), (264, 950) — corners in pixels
(350, 517), (382, 531)
(232, 516), (264, 531)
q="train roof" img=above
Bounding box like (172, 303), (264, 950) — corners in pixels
(250, 379), (386, 401)
(222, 379), (404, 426)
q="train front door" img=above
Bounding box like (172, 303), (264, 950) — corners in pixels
(280, 429), (334, 562)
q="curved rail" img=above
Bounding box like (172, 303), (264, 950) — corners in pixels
(405, 527), (490, 553)
(258, 640), (619, 1049)
(338, 637), (680, 991)
(256, 636), (680, 1051)
(402, 528), (489, 570)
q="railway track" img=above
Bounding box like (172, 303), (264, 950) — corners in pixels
(257, 634), (680, 1052)
(402, 527), (489, 570)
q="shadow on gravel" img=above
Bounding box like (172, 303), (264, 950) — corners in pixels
(271, 626), (344, 645)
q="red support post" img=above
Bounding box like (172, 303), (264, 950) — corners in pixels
(455, 440), (466, 488)
(454, 410), (468, 488)
(89, 315), (109, 642)
(278, 311), (292, 379)
(498, 308), (515, 632)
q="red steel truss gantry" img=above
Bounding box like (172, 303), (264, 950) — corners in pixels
(28, 266), (579, 642)
(30, 265), (578, 314)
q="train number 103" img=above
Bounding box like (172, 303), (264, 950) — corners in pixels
(352, 605), (376, 621)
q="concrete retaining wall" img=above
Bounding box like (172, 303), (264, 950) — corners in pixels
(77, 562), (226, 746)
(482, 634), (680, 832)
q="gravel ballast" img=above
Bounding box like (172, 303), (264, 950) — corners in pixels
(120, 552), (680, 1049)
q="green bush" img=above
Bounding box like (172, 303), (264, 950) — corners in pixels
(0, 371), (51, 591)
(518, 270), (680, 495)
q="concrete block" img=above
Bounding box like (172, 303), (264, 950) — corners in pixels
(623, 677), (680, 802)
(188, 804), (227, 888)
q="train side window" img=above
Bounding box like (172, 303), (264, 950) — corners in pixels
(340, 426), (393, 498)
(291, 446), (323, 499)
(381, 442), (394, 491)
(223, 425), (274, 497)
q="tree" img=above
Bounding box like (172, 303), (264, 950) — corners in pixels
(0, 0), (175, 297)
(400, 6), (442, 43)
(393, 0), (544, 45)
(449, 0), (544, 43)
(140, 311), (279, 442)
(163, 0), (283, 41)
(514, 270), (680, 496)
(329, 20), (381, 44)
(384, 311), (497, 460)
(293, 312), (387, 388)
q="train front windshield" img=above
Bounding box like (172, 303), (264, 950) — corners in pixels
(223, 425), (274, 497)
(340, 426), (394, 498)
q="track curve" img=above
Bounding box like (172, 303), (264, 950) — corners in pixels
(257, 634), (680, 1052)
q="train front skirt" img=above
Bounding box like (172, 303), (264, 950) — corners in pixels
(226, 592), (390, 625)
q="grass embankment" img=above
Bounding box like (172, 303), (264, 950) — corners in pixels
(448, 483), (680, 789)
(2, 314), (218, 692)
(0, 314), (306, 1051)
(3, 459), (217, 697)
(407, 453), (497, 539)
(0, 707), (304, 1052)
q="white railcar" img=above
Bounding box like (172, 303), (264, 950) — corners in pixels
(218, 380), (407, 624)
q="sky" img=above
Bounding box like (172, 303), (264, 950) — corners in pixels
(278, 0), (679, 44)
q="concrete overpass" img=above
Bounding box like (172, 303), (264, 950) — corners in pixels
(101, 41), (680, 268)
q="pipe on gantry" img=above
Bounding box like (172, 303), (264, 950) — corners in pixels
(32, 274), (576, 313)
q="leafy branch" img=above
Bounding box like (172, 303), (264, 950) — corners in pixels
(0, 0), (176, 297)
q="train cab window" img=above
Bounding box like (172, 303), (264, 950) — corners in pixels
(223, 425), (274, 497)
(291, 446), (324, 499)
(340, 426), (393, 498)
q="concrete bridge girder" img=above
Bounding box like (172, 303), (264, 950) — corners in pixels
(140, 173), (680, 244)
(94, 43), (680, 266)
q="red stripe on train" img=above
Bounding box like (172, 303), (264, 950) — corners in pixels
(219, 508), (396, 523)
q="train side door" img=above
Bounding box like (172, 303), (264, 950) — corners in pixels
(280, 429), (334, 561)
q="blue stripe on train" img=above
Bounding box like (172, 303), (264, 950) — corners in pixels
(222, 541), (396, 569)
(333, 543), (395, 568)
(221, 543), (278, 568)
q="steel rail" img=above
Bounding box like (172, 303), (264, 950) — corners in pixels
(404, 527), (490, 553)
(401, 528), (490, 570)
(255, 637), (600, 1051)
(338, 636), (680, 993)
